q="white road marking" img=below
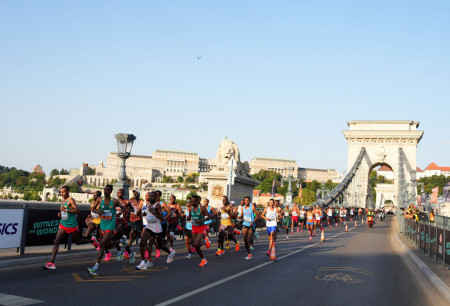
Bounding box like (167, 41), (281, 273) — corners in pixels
(155, 226), (357, 306)
(0, 293), (44, 305)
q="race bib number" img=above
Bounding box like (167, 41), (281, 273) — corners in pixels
(244, 216), (252, 222)
(307, 215), (313, 220)
(101, 211), (112, 220)
(315, 214), (320, 219)
(61, 211), (68, 221)
(221, 213), (229, 220)
(147, 214), (157, 223)
(91, 212), (99, 219)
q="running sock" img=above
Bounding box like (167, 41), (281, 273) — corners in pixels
(94, 262), (99, 269)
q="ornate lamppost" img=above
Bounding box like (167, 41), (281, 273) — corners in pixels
(281, 171), (299, 206)
(113, 133), (136, 199)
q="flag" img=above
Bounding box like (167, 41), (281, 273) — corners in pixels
(430, 187), (439, 203)
(271, 180), (276, 198)
(298, 183), (303, 198)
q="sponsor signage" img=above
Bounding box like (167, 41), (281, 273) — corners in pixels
(0, 209), (24, 249)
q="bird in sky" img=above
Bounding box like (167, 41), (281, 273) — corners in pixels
(196, 56), (202, 60)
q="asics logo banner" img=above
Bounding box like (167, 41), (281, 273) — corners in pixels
(0, 223), (18, 235)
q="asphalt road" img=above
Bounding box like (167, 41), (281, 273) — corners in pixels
(0, 217), (444, 306)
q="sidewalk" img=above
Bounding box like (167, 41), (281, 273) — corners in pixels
(393, 219), (450, 303)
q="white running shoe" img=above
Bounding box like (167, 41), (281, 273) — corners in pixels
(145, 261), (154, 268)
(186, 253), (192, 259)
(167, 250), (176, 263)
(136, 260), (147, 270)
(286, 235), (289, 239)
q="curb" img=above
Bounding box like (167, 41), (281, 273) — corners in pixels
(394, 233), (450, 304)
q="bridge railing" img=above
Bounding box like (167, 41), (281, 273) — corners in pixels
(398, 212), (450, 270)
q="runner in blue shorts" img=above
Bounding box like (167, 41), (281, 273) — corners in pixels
(261, 199), (281, 256)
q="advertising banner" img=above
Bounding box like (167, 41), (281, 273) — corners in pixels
(445, 229), (450, 266)
(0, 209), (24, 249)
(424, 224), (429, 253)
(26, 208), (90, 246)
(419, 223), (425, 250)
(430, 226), (437, 257)
(437, 228), (444, 261)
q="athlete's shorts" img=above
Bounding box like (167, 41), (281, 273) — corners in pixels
(184, 229), (192, 238)
(219, 224), (234, 235)
(192, 225), (205, 234)
(145, 228), (162, 238)
(168, 222), (178, 233)
(131, 219), (143, 232)
(299, 218), (305, 223)
(59, 224), (78, 234)
(267, 226), (277, 235)
(101, 229), (117, 236)
(306, 221), (314, 226)
(315, 219), (321, 223)
(161, 223), (167, 237)
(282, 217), (290, 226)
(291, 216), (298, 223)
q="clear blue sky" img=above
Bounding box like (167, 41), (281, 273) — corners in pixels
(1, 1), (449, 174)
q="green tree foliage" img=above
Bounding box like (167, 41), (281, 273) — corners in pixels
(50, 169), (60, 177)
(60, 169), (69, 175)
(0, 166), (47, 192)
(185, 173), (199, 183)
(177, 176), (184, 183)
(162, 176), (174, 183)
(252, 170), (282, 193)
(67, 182), (80, 192)
(86, 167), (96, 175)
(186, 190), (198, 198)
(47, 176), (66, 188)
(0, 165), (17, 174)
(418, 175), (449, 195)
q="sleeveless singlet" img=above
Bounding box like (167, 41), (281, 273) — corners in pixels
(292, 209), (298, 217)
(204, 206), (212, 225)
(100, 198), (116, 231)
(242, 205), (254, 227)
(191, 206), (204, 227)
(168, 203), (179, 224)
(266, 207), (277, 227)
(60, 198), (77, 228)
(90, 201), (100, 225)
(146, 202), (162, 233)
(220, 207), (232, 226)
(184, 208), (192, 230)
(300, 210), (306, 218)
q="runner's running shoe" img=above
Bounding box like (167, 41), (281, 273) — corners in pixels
(199, 259), (207, 267)
(43, 262), (55, 270)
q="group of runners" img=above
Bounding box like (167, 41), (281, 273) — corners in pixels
(43, 185), (366, 275)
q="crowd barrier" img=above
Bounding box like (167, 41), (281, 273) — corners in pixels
(399, 212), (450, 270)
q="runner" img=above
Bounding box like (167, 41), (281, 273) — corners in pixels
(314, 205), (323, 234)
(261, 199), (281, 256)
(84, 190), (102, 249)
(334, 206), (340, 226)
(87, 184), (125, 275)
(183, 198), (194, 259)
(275, 200), (282, 233)
(154, 190), (169, 259)
(306, 207), (315, 240)
(43, 186), (93, 270)
(339, 206), (347, 225)
(239, 196), (258, 260)
(327, 207), (334, 227)
(129, 190), (143, 248)
(282, 204), (290, 238)
(216, 196), (239, 256)
(299, 206), (306, 233)
(188, 195), (211, 267)
(114, 189), (134, 263)
(202, 198), (216, 249)
(135, 192), (175, 270)
(349, 207), (355, 221)
(167, 195), (182, 252)
(291, 203), (300, 233)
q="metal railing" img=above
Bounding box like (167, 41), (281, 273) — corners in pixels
(397, 211), (450, 270)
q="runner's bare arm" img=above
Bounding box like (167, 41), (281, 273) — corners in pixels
(67, 197), (80, 214)
(201, 206), (212, 221)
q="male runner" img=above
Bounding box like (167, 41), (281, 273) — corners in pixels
(188, 195), (211, 267)
(183, 198), (194, 258)
(327, 207), (334, 227)
(291, 203), (300, 233)
(299, 206), (306, 233)
(306, 207), (315, 240)
(314, 205), (323, 234)
(202, 198), (216, 248)
(87, 185), (125, 275)
(115, 189), (134, 263)
(129, 190), (143, 247)
(282, 204), (290, 238)
(261, 199), (281, 256)
(85, 190), (102, 249)
(135, 192), (175, 270)
(167, 195), (182, 251)
(43, 186), (93, 270)
(239, 196), (258, 260)
(216, 196), (239, 255)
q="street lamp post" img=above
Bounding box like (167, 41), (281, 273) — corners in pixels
(113, 133), (136, 200)
(281, 172), (299, 206)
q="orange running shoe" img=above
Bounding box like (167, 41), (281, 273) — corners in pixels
(205, 236), (211, 249)
(235, 241), (240, 251)
(199, 258), (207, 267)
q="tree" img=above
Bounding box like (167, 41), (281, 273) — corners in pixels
(418, 175), (449, 195)
(185, 173), (199, 183)
(50, 169), (59, 177)
(162, 176), (174, 183)
(86, 167), (96, 175)
(177, 176), (184, 183)
(252, 170), (282, 193)
(187, 190), (198, 198)
(60, 169), (69, 175)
